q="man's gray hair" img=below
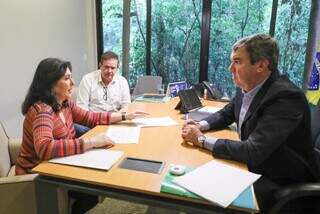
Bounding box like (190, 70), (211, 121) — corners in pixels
(232, 34), (279, 72)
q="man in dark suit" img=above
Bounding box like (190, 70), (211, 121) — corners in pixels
(181, 34), (319, 212)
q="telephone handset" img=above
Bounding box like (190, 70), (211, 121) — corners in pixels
(201, 81), (222, 100)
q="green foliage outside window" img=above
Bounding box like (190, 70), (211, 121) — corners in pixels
(150, 1), (202, 85)
(276, 0), (311, 87)
(101, 0), (311, 97)
(209, 0), (271, 96)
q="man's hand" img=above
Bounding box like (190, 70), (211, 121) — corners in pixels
(181, 124), (203, 147)
(182, 119), (201, 129)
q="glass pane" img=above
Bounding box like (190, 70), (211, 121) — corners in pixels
(129, 0), (146, 87)
(101, 0), (123, 63)
(275, 0), (311, 88)
(151, 1), (202, 87)
(101, 0), (146, 87)
(208, 0), (272, 97)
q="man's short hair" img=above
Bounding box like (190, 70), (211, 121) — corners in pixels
(232, 34), (279, 72)
(100, 51), (119, 67)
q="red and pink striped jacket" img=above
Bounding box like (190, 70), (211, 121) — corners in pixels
(15, 100), (111, 175)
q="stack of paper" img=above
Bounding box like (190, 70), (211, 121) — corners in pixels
(49, 149), (124, 170)
(172, 160), (261, 208)
(160, 167), (257, 210)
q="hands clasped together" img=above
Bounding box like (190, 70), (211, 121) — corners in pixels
(181, 120), (204, 148)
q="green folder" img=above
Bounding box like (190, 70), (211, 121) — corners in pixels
(160, 167), (256, 210)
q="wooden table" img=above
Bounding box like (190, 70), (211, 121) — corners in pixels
(33, 98), (257, 214)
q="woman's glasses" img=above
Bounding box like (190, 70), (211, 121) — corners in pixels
(103, 86), (107, 101)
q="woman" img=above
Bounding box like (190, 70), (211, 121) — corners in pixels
(16, 58), (147, 213)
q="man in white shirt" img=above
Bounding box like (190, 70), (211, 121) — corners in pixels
(77, 51), (131, 112)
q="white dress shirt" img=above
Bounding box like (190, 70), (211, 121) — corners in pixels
(77, 70), (131, 112)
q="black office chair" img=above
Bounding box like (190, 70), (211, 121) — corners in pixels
(269, 103), (320, 213)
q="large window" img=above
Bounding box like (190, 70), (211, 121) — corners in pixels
(99, 0), (313, 95)
(151, 1), (202, 84)
(101, 0), (146, 86)
(275, 0), (311, 87)
(100, 0), (201, 87)
(208, 0), (272, 96)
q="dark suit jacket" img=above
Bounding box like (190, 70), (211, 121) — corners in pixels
(205, 72), (318, 184)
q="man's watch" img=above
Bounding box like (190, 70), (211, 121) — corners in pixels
(197, 135), (206, 148)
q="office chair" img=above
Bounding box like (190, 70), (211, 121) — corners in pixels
(131, 76), (162, 99)
(269, 103), (320, 213)
(0, 121), (71, 214)
(0, 121), (38, 214)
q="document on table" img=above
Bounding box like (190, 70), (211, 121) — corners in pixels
(49, 149), (124, 170)
(106, 127), (140, 144)
(198, 106), (222, 114)
(172, 160), (261, 208)
(132, 117), (178, 127)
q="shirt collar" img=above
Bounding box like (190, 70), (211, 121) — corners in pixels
(242, 77), (269, 98)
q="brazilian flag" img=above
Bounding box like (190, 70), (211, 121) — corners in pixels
(306, 51), (320, 105)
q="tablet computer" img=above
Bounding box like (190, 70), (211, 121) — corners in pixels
(176, 88), (203, 113)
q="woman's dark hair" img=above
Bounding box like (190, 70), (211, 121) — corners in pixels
(22, 58), (72, 115)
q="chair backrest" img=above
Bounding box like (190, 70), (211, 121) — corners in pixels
(0, 121), (11, 177)
(132, 76), (162, 97)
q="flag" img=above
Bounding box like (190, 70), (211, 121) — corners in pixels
(306, 52), (320, 105)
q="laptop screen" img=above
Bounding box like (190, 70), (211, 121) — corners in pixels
(167, 81), (188, 97)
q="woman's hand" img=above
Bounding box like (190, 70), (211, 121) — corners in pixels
(125, 111), (150, 120)
(82, 133), (114, 151)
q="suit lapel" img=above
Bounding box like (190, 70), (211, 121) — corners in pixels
(234, 88), (243, 126)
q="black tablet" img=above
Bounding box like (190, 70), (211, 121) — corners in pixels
(177, 88), (203, 113)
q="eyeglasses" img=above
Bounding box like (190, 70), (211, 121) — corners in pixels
(103, 86), (107, 101)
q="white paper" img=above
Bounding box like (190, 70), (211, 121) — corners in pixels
(132, 117), (178, 127)
(49, 149), (124, 170)
(106, 127), (140, 144)
(172, 160), (261, 208)
(198, 106), (222, 114)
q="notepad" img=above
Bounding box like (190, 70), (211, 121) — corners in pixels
(49, 149), (124, 170)
(172, 160), (261, 208)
